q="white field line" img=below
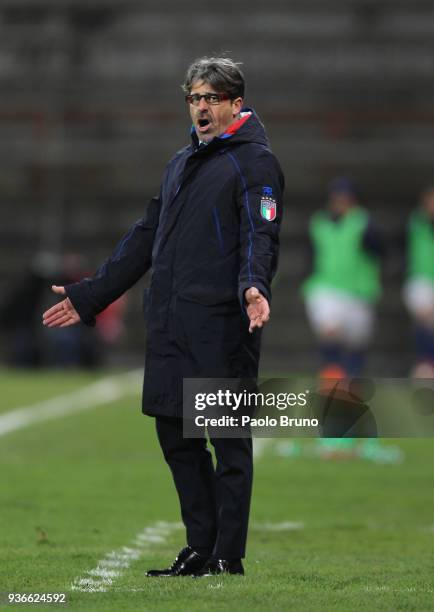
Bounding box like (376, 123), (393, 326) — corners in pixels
(0, 369), (142, 437)
(251, 521), (304, 531)
(71, 521), (183, 593)
(0, 372), (275, 452)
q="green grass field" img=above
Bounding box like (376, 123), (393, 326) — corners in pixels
(1, 368), (434, 611)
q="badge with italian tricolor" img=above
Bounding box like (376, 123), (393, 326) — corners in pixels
(260, 186), (277, 221)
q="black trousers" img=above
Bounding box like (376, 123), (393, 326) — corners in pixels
(155, 416), (253, 559)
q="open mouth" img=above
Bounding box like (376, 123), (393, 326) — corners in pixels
(197, 118), (211, 132)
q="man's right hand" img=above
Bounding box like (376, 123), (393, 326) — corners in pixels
(42, 285), (81, 328)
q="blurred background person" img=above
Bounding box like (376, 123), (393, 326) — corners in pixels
(403, 186), (434, 378)
(42, 253), (128, 368)
(0, 251), (126, 368)
(0, 251), (59, 367)
(301, 177), (385, 378)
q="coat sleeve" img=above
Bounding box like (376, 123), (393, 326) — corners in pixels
(65, 194), (162, 326)
(236, 151), (284, 306)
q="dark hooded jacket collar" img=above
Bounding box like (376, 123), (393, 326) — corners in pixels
(190, 108), (269, 155)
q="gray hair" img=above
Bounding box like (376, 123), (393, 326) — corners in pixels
(182, 56), (245, 99)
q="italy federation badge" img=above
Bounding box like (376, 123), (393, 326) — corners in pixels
(260, 186), (277, 221)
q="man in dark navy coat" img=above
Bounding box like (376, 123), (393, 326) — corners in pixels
(43, 57), (284, 576)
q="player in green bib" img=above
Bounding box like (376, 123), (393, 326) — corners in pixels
(403, 186), (434, 377)
(302, 178), (384, 379)
(301, 178), (386, 459)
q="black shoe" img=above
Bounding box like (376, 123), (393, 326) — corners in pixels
(145, 546), (208, 577)
(194, 558), (244, 577)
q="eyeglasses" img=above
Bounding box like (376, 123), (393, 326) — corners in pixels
(185, 92), (230, 106)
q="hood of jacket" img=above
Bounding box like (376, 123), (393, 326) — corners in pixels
(190, 107), (270, 152)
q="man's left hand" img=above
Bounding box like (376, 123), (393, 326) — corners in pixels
(244, 287), (270, 333)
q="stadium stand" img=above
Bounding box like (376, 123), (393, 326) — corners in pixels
(1, 0), (434, 374)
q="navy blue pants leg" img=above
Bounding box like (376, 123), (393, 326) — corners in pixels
(155, 416), (253, 559)
(209, 433), (253, 560)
